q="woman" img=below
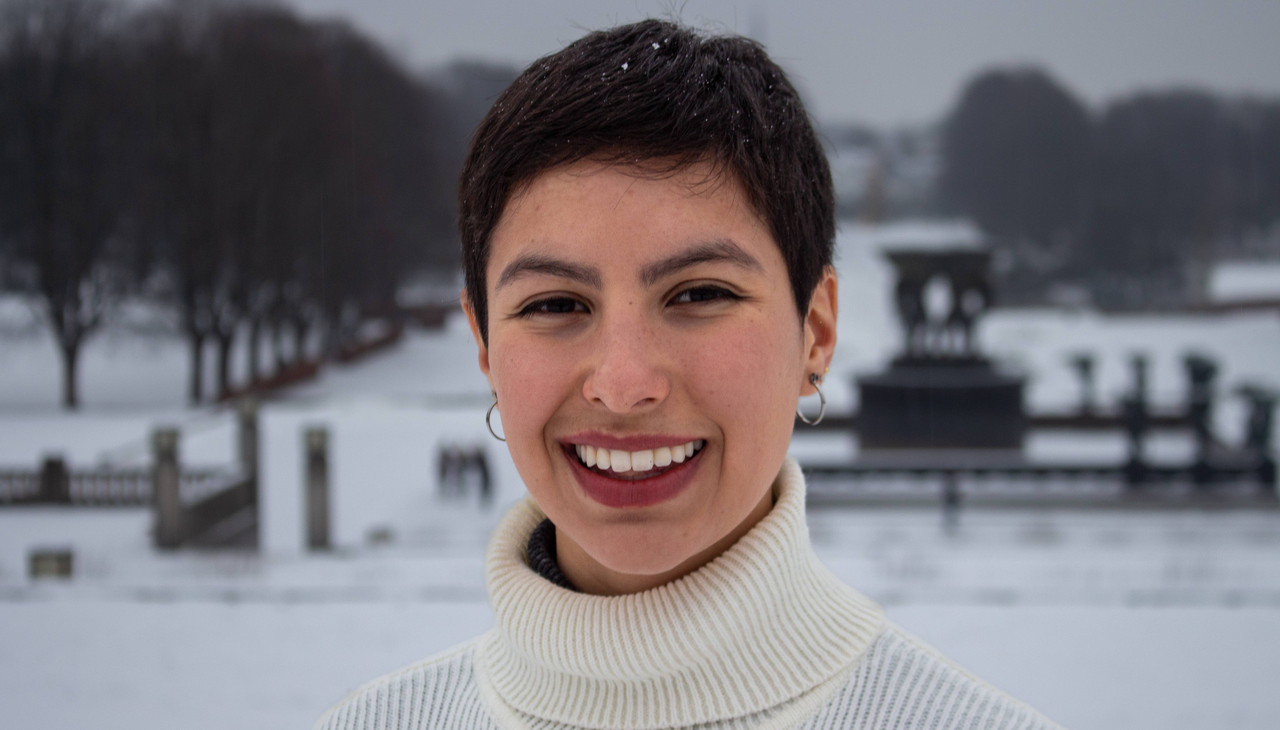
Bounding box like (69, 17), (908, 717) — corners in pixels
(318, 19), (1061, 730)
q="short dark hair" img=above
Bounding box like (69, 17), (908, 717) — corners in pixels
(458, 19), (834, 343)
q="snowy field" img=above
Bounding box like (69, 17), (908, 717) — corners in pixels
(3, 503), (1280, 730)
(2, 221), (1279, 729)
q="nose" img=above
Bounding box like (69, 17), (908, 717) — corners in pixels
(582, 309), (670, 413)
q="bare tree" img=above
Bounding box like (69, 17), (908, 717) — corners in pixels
(312, 21), (449, 352)
(133, 4), (223, 403)
(134, 4), (452, 401)
(0, 0), (137, 408)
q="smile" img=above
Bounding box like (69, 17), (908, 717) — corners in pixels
(561, 437), (707, 508)
(571, 440), (705, 477)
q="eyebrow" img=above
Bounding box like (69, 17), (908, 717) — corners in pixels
(493, 238), (764, 292)
(495, 253), (603, 291)
(639, 238), (764, 287)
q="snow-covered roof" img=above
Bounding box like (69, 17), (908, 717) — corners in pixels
(1208, 261), (1280, 304)
(858, 220), (987, 252)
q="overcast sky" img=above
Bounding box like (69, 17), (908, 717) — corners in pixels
(281, 0), (1280, 128)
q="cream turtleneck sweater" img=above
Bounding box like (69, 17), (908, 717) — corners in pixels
(317, 459), (1061, 730)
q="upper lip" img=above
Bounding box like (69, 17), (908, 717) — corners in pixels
(560, 431), (703, 451)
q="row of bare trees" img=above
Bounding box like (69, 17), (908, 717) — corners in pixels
(0, 0), (463, 408)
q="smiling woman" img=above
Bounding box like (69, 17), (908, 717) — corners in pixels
(317, 19), (1061, 730)
(481, 159), (823, 595)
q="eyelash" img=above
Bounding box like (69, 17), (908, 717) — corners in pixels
(516, 285), (741, 318)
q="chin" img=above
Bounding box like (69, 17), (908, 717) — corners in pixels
(573, 519), (705, 576)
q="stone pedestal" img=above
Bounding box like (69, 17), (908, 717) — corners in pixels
(857, 356), (1025, 450)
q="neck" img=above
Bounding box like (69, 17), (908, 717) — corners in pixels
(555, 487), (775, 595)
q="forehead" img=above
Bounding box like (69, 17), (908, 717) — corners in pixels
(487, 159), (780, 280)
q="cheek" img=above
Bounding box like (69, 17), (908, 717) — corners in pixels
(489, 334), (575, 453)
(680, 315), (801, 451)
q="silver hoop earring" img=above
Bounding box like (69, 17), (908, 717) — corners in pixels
(486, 394), (506, 442)
(797, 372), (826, 426)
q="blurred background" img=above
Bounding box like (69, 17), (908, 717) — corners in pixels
(1, 0), (1278, 728)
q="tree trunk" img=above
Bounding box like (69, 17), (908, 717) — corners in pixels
(294, 316), (309, 365)
(188, 332), (205, 405)
(247, 318), (261, 384)
(216, 332), (234, 401)
(60, 340), (80, 410)
(272, 320), (287, 371)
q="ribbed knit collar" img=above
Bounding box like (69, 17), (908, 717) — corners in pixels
(475, 458), (887, 730)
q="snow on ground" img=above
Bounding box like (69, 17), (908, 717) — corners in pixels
(2, 600), (1278, 730)
(0, 600), (496, 730)
(3, 501), (1280, 730)
(2, 221), (1280, 729)
(0, 295), (196, 410)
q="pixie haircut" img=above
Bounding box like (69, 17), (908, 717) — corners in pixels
(458, 19), (835, 343)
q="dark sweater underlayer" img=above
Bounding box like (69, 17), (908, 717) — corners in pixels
(526, 518), (579, 591)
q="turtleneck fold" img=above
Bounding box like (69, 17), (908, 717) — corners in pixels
(475, 458), (887, 730)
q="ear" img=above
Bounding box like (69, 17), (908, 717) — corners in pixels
(461, 289), (492, 380)
(801, 267), (838, 396)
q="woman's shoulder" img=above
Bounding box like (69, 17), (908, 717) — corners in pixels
(803, 622), (1064, 730)
(313, 634), (494, 730)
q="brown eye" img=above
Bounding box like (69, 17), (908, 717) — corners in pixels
(671, 286), (740, 305)
(518, 297), (589, 317)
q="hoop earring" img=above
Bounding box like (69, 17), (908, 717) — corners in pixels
(486, 393), (506, 442)
(797, 372), (826, 426)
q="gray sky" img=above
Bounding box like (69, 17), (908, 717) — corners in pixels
(283, 0), (1280, 128)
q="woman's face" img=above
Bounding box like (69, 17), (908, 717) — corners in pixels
(467, 159), (836, 593)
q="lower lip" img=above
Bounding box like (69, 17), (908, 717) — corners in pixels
(565, 446), (704, 508)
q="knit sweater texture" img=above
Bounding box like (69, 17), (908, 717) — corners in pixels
(316, 459), (1062, 730)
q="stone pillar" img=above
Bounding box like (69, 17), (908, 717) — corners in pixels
(1122, 355), (1149, 489)
(941, 471), (961, 532)
(305, 427), (330, 550)
(1070, 353), (1096, 415)
(1183, 355), (1218, 487)
(1240, 386), (1277, 491)
(238, 394), (259, 519)
(237, 398), (260, 497)
(28, 548), (73, 578)
(153, 428), (182, 549)
(38, 456), (70, 504)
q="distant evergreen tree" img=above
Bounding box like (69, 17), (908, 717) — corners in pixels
(1084, 93), (1280, 307)
(940, 68), (1091, 247)
(939, 66), (1280, 310)
(1085, 92), (1230, 306)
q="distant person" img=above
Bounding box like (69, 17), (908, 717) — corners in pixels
(318, 19), (1061, 730)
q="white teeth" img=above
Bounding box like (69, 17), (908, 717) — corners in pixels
(654, 447), (672, 468)
(631, 449), (654, 472)
(574, 440), (703, 471)
(610, 450), (631, 472)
